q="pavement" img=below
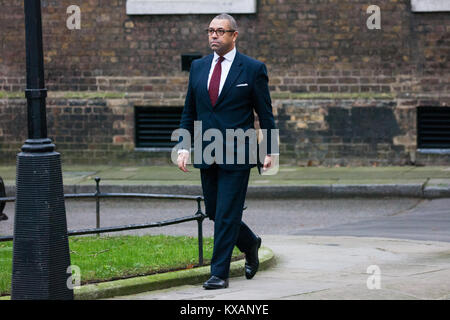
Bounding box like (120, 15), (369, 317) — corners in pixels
(109, 235), (450, 300)
(1, 164), (450, 199)
(1, 164), (449, 300)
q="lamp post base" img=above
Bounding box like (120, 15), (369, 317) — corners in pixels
(11, 146), (73, 300)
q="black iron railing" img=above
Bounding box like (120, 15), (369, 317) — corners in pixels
(0, 177), (208, 266)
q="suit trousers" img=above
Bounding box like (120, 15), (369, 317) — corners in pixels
(200, 162), (258, 279)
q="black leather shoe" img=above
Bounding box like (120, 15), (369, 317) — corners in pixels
(203, 276), (229, 290)
(245, 236), (262, 279)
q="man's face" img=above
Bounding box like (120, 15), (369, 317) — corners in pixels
(208, 18), (238, 56)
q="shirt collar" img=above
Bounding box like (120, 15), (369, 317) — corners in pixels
(213, 46), (236, 63)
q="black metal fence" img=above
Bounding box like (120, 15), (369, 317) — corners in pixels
(0, 177), (208, 266)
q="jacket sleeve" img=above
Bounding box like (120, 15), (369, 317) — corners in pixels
(178, 61), (197, 151)
(251, 62), (279, 155)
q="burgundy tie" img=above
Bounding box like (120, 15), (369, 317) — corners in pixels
(208, 56), (225, 107)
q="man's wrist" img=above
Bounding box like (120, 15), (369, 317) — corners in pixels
(177, 149), (190, 155)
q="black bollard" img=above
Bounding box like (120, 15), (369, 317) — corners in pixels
(11, 0), (73, 300)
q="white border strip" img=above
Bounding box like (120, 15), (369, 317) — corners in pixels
(411, 0), (450, 12)
(126, 0), (257, 15)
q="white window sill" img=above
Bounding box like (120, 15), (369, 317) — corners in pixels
(411, 0), (450, 12)
(417, 149), (450, 155)
(126, 0), (257, 15)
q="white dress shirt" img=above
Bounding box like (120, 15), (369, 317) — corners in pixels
(207, 46), (236, 96)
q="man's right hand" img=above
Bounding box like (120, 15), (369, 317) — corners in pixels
(177, 151), (190, 172)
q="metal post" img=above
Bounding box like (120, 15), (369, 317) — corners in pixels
(11, 0), (73, 300)
(95, 177), (101, 234)
(0, 177), (8, 221)
(195, 197), (205, 266)
(197, 218), (204, 266)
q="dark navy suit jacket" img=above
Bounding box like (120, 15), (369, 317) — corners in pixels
(178, 50), (278, 172)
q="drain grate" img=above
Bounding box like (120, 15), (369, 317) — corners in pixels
(417, 107), (450, 149)
(135, 106), (184, 148)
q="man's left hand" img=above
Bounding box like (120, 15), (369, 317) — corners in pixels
(263, 154), (274, 171)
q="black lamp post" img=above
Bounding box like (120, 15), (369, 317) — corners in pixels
(11, 0), (73, 300)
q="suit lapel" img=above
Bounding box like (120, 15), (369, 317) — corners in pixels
(214, 51), (243, 109)
(198, 54), (214, 111)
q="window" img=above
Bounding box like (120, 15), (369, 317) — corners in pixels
(181, 53), (202, 72)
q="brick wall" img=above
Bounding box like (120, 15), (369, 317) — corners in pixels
(0, 0), (449, 165)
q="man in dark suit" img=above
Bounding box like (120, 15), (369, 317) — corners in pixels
(177, 13), (279, 289)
